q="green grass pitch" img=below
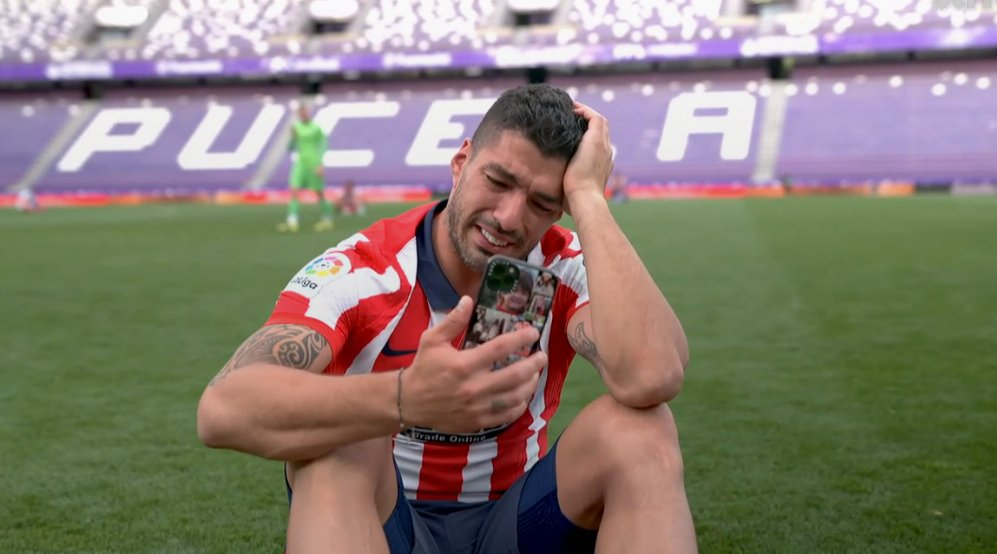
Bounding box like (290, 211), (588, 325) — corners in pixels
(1, 196), (995, 553)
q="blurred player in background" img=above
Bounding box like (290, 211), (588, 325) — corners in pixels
(336, 179), (366, 216)
(607, 172), (630, 204)
(278, 104), (335, 232)
(14, 188), (40, 213)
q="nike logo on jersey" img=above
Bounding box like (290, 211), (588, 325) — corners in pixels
(381, 342), (418, 357)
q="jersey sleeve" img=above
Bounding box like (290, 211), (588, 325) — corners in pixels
(265, 246), (367, 359)
(539, 227), (588, 333)
(556, 249), (590, 329)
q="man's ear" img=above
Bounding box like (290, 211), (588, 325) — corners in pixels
(450, 138), (472, 188)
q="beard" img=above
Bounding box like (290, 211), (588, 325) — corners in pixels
(446, 175), (529, 273)
(447, 177), (490, 273)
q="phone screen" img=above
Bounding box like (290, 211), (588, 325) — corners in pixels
(461, 256), (560, 369)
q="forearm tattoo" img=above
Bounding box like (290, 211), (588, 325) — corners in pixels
(209, 325), (328, 386)
(571, 321), (605, 374)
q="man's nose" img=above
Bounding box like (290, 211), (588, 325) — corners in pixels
(492, 192), (526, 236)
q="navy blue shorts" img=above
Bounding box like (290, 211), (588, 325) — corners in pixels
(383, 441), (597, 554)
(286, 441), (597, 554)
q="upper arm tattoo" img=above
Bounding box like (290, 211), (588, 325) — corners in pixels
(570, 321), (605, 374)
(209, 325), (330, 386)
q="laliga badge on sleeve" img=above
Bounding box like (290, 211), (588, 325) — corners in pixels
(287, 251), (353, 298)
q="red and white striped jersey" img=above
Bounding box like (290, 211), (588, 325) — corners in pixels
(266, 201), (589, 502)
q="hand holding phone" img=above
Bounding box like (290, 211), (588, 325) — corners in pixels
(399, 295), (546, 434)
(461, 256), (559, 370)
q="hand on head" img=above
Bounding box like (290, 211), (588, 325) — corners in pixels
(402, 296), (546, 434)
(562, 102), (615, 213)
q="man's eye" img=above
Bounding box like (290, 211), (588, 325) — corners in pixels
(531, 200), (555, 214)
(486, 176), (508, 189)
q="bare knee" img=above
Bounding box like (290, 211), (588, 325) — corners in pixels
(577, 395), (685, 477)
(556, 395), (687, 529)
(288, 437), (397, 523)
(289, 437), (394, 483)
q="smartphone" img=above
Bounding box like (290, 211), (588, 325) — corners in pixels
(461, 255), (560, 369)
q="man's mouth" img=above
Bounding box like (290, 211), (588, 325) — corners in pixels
(479, 226), (512, 248)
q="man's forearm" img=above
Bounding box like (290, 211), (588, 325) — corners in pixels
(570, 192), (689, 400)
(197, 365), (400, 461)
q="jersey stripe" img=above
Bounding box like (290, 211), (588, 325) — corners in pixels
(523, 324), (555, 473)
(416, 442), (470, 501)
(488, 405), (535, 500)
(392, 435), (424, 496)
(343, 240), (419, 376)
(460, 440), (499, 503)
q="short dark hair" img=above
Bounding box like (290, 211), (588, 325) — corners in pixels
(471, 84), (587, 161)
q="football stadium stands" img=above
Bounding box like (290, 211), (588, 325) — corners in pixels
(549, 69), (764, 185)
(815, 0), (997, 34)
(141, 0), (303, 60)
(1, 0), (995, 204)
(5, 0), (997, 66)
(356, 0), (495, 53)
(777, 59), (997, 184)
(567, 0), (741, 44)
(33, 86), (299, 194)
(0, 0), (107, 63)
(0, 92), (85, 186)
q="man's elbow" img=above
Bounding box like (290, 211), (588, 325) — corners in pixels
(609, 351), (687, 408)
(197, 389), (235, 449)
(197, 388), (295, 460)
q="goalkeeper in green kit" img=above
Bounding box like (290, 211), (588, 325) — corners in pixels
(278, 104), (335, 232)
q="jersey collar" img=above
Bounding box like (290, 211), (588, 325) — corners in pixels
(416, 200), (461, 311)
